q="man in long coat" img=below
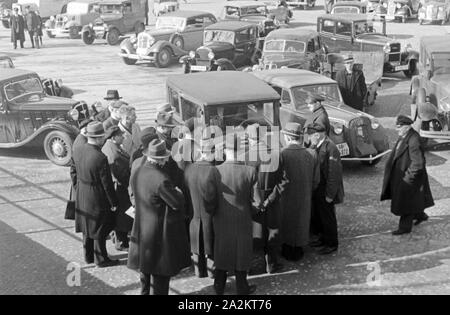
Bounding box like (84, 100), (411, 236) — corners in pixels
(308, 123), (344, 255)
(335, 54), (367, 111)
(183, 134), (219, 278)
(211, 134), (262, 295)
(103, 100), (127, 131)
(128, 138), (190, 295)
(381, 115), (434, 235)
(304, 93), (331, 136)
(266, 122), (320, 261)
(72, 122), (119, 267)
(10, 8), (25, 49)
(95, 90), (123, 122)
(24, 6), (39, 48)
(102, 126), (133, 250)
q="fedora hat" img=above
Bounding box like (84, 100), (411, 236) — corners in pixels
(86, 121), (105, 138)
(395, 115), (414, 127)
(156, 111), (179, 128)
(147, 139), (171, 159)
(104, 90), (122, 100)
(282, 122), (303, 138)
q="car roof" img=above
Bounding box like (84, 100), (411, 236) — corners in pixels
(225, 1), (266, 7)
(333, 1), (366, 7)
(420, 36), (450, 53)
(319, 13), (374, 22)
(0, 68), (36, 81)
(205, 20), (256, 31)
(266, 28), (318, 41)
(98, 0), (129, 5)
(167, 72), (280, 106)
(252, 69), (337, 89)
(162, 10), (214, 18)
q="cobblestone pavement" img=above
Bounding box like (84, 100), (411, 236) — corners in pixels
(1, 0), (450, 295)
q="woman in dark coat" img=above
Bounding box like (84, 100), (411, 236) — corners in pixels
(102, 126), (133, 251)
(10, 8), (25, 49)
(128, 138), (190, 295)
(381, 115), (434, 235)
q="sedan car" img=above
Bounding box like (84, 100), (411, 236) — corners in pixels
(253, 68), (390, 164)
(418, 0), (450, 25)
(119, 11), (217, 67)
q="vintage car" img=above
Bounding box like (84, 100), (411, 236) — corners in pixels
(331, 1), (369, 14)
(384, 0), (421, 22)
(418, 0), (450, 24)
(368, 0), (387, 13)
(81, 0), (146, 45)
(45, 0), (107, 39)
(318, 14), (419, 77)
(287, 0), (316, 10)
(410, 36), (450, 141)
(258, 0), (293, 23)
(119, 11), (217, 67)
(255, 28), (325, 72)
(0, 54), (14, 68)
(153, 0), (179, 17)
(0, 69), (90, 166)
(180, 21), (262, 73)
(252, 68), (390, 164)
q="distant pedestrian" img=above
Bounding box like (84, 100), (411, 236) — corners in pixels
(35, 10), (43, 46)
(24, 6), (39, 48)
(304, 93), (330, 137)
(10, 8), (25, 49)
(128, 138), (190, 295)
(155, 105), (178, 151)
(308, 123), (344, 255)
(72, 122), (119, 267)
(335, 54), (367, 111)
(381, 115), (434, 235)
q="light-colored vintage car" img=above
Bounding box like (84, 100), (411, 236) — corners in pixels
(410, 36), (450, 141)
(153, 0), (179, 17)
(253, 68), (391, 164)
(384, 0), (421, 22)
(331, 1), (369, 14)
(119, 11), (217, 67)
(221, 1), (290, 25)
(287, 0), (316, 10)
(418, 0), (450, 24)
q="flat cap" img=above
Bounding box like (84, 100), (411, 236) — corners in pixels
(282, 122), (303, 138)
(396, 115), (413, 126)
(306, 122), (326, 134)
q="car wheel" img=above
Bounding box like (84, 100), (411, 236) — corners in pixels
(46, 30), (56, 38)
(69, 26), (80, 39)
(155, 47), (172, 68)
(82, 31), (94, 45)
(122, 56), (137, 65)
(2, 20), (10, 28)
(403, 60), (417, 78)
(171, 36), (184, 50)
(44, 131), (73, 167)
(106, 28), (120, 45)
(361, 158), (382, 166)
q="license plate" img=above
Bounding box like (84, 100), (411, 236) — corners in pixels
(190, 65), (207, 72)
(336, 142), (350, 157)
(395, 64), (409, 71)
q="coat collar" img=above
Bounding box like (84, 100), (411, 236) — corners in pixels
(393, 128), (414, 160)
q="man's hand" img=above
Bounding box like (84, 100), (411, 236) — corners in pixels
(326, 197), (333, 204)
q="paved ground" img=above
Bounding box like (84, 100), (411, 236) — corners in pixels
(1, 0), (450, 295)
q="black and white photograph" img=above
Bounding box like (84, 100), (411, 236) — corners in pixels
(0, 0), (450, 298)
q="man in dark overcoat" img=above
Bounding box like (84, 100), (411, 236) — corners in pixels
(183, 133), (219, 278)
(10, 8), (25, 49)
(381, 115), (434, 235)
(103, 100), (127, 131)
(96, 90), (123, 122)
(211, 134), (262, 295)
(24, 6), (39, 48)
(304, 93), (331, 136)
(102, 126), (133, 251)
(72, 122), (119, 267)
(127, 138), (190, 295)
(335, 54), (367, 111)
(308, 123), (344, 255)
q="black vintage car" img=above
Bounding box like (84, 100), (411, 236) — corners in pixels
(0, 69), (89, 166)
(180, 21), (262, 73)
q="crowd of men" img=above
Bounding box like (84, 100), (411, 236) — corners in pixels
(10, 6), (43, 49)
(69, 87), (434, 295)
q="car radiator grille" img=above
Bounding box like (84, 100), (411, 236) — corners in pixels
(349, 117), (372, 143)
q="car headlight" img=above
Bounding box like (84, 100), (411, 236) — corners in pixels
(69, 109), (79, 121)
(208, 51), (215, 60)
(396, 3), (401, 8)
(333, 124), (344, 135)
(383, 43), (391, 53)
(383, 2), (388, 8)
(189, 50), (196, 58)
(371, 119), (380, 129)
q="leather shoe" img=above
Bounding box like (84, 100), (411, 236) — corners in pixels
(391, 229), (411, 235)
(317, 246), (338, 255)
(96, 259), (119, 268)
(414, 214), (429, 226)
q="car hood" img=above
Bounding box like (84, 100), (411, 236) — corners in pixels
(431, 74), (450, 94)
(18, 95), (78, 111)
(202, 42), (235, 53)
(323, 100), (374, 125)
(356, 34), (394, 45)
(147, 27), (177, 38)
(240, 15), (266, 23)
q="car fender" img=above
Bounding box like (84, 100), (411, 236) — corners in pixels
(120, 38), (135, 53)
(81, 25), (94, 36)
(151, 40), (185, 56)
(215, 58), (236, 71)
(168, 32), (183, 44)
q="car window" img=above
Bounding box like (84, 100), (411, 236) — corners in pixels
(225, 6), (240, 16)
(281, 89), (291, 105)
(314, 37), (321, 51)
(203, 16), (216, 25)
(292, 84), (341, 109)
(236, 28), (252, 43)
(4, 77), (43, 102)
(206, 105), (249, 131)
(186, 17), (203, 27)
(307, 39), (315, 52)
(322, 20), (335, 33)
(181, 97), (202, 121)
(336, 22), (352, 36)
(123, 2), (132, 13)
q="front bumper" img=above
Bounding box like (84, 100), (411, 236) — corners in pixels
(118, 52), (155, 62)
(341, 149), (392, 161)
(419, 130), (450, 140)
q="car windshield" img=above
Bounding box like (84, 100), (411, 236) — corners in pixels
(0, 59), (13, 68)
(264, 40), (306, 53)
(98, 4), (122, 14)
(4, 77), (43, 102)
(333, 7), (360, 14)
(292, 84), (342, 109)
(156, 16), (185, 29)
(354, 20), (384, 35)
(67, 2), (89, 14)
(433, 53), (450, 75)
(204, 30), (235, 44)
(240, 5), (267, 16)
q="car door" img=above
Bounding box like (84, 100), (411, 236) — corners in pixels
(182, 17), (206, 51)
(334, 21), (355, 52)
(319, 18), (337, 53)
(234, 27), (257, 66)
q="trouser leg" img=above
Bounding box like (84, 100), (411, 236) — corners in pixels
(317, 198), (338, 248)
(93, 236), (108, 265)
(264, 228), (280, 271)
(140, 273), (151, 295)
(193, 225), (208, 277)
(29, 31), (35, 47)
(214, 269), (227, 295)
(83, 234), (94, 264)
(235, 271), (250, 295)
(13, 39), (17, 49)
(399, 214), (414, 232)
(20, 39), (24, 48)
(150, 275), (170, 295)
(310, 198), (323, 238)
(114, 231), (129, 249)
